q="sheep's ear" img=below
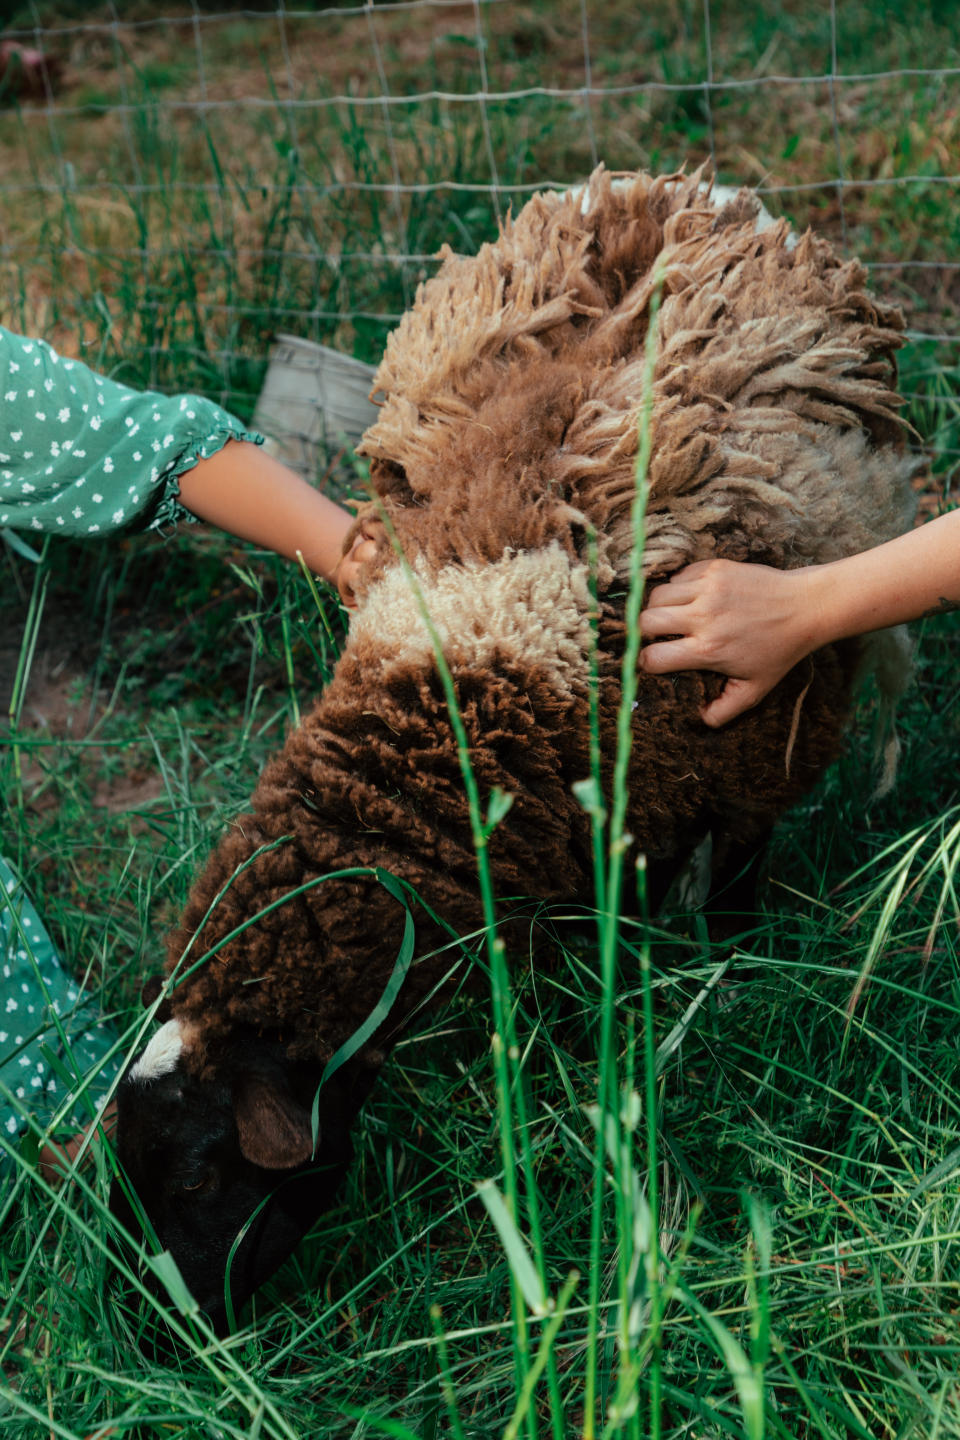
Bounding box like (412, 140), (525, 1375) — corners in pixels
(233, 1073), (315, 1170)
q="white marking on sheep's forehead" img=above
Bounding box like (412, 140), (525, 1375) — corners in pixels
(351, 543), (594, 695)
(128, 1018), (184, 1084)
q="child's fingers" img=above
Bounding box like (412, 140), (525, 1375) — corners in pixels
(335, 532), (379, 607)
(644, 579), (698, 611)
(37, 1100), (117, 1185)
(645, 560), (718, 606)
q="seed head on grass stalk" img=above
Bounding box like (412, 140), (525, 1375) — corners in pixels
(581, 264), (666, 1440)
(361, 499), (568, 1439)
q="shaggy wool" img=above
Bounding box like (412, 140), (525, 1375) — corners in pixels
(164, 168), (916, 1077)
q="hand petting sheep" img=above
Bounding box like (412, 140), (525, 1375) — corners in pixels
(111, 168), (916, 1335)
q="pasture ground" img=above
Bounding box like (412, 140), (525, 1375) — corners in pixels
(2, 2), (960, 1436)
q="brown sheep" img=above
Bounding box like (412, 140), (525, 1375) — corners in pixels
(111, 168), (916, 1335)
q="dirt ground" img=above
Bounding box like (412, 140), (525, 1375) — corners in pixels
(1, 598), (168, 814)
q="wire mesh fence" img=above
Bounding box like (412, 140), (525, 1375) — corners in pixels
(2, 14), (960, 1431)
(1, 1), (958, 472)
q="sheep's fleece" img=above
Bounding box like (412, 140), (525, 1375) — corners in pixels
(167, 168), (915, 1078)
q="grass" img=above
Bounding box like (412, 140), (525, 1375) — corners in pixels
(6, 655), (960, 1438)
(3, 595), (960, 1437)
(2, 0), (960, 1435)
(1, 1), (958, 390)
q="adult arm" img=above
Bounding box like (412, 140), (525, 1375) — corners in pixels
(639, 509), (960, 726)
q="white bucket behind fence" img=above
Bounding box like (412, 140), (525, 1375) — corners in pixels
(252, 334), (379, 477)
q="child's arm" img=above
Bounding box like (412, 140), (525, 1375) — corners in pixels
(0, 326), (371, 603)
(176, 439), (365, 603)
(639, 509), (960, 726)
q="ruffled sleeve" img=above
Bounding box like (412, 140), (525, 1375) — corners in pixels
(0, 326), (263, 541)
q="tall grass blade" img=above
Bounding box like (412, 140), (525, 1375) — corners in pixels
(476, 1179), (548, 1316)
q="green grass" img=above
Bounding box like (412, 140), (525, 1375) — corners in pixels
(3, 577), (960, 1433)
(2, 0), (958, 396)
(3, 0), (960, 1434)
(4, 620), (960, 1438)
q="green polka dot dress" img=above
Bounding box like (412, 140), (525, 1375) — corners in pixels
(1, 325), (263, 1172)
(0, 325), (262, 539)
(0, 858), (119, 1177)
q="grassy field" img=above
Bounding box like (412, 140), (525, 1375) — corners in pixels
(2, 1), (960, 1436)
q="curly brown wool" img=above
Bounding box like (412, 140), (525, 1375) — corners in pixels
(163, 168), (916, 1080)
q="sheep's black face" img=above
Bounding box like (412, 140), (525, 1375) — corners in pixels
(109, 1029), (356, 1338)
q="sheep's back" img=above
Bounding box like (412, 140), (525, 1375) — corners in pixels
(356, 166), (916, 589)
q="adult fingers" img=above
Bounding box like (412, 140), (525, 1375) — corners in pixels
(699, 678), (765, 728)
(638, 605), (695, 638)
(639, 637), (713, 674)
(644, 578), (698, 610)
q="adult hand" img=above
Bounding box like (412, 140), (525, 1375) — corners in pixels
(639, 559), (823, 726)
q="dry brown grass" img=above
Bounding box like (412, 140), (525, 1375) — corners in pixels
(0, 2), (956, 385)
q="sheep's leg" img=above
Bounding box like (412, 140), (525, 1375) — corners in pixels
(702, 828), (770, 945)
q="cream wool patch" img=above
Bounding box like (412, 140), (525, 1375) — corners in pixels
(350, 542), (596, 696)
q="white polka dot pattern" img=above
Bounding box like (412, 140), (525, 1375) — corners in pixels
(0, 326), (263, 541)
(0, 858), (119, 1162)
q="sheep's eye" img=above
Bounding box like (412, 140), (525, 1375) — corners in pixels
(179, 1168), (217, 1195)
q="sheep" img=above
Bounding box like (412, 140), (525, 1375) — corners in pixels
(110, 168), (916, 1334)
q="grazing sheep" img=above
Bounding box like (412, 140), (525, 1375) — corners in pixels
(111, 168), (916, 1334)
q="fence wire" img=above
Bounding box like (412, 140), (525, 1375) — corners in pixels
(0, 0), (957, 472)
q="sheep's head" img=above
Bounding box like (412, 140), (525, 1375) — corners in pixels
(110, 1019), (359, 1337)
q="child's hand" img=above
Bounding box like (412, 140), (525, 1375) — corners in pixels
(639, 559), (822, 726)
(335, 524), (379, 608)
(37, 1100), (117, 1185)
